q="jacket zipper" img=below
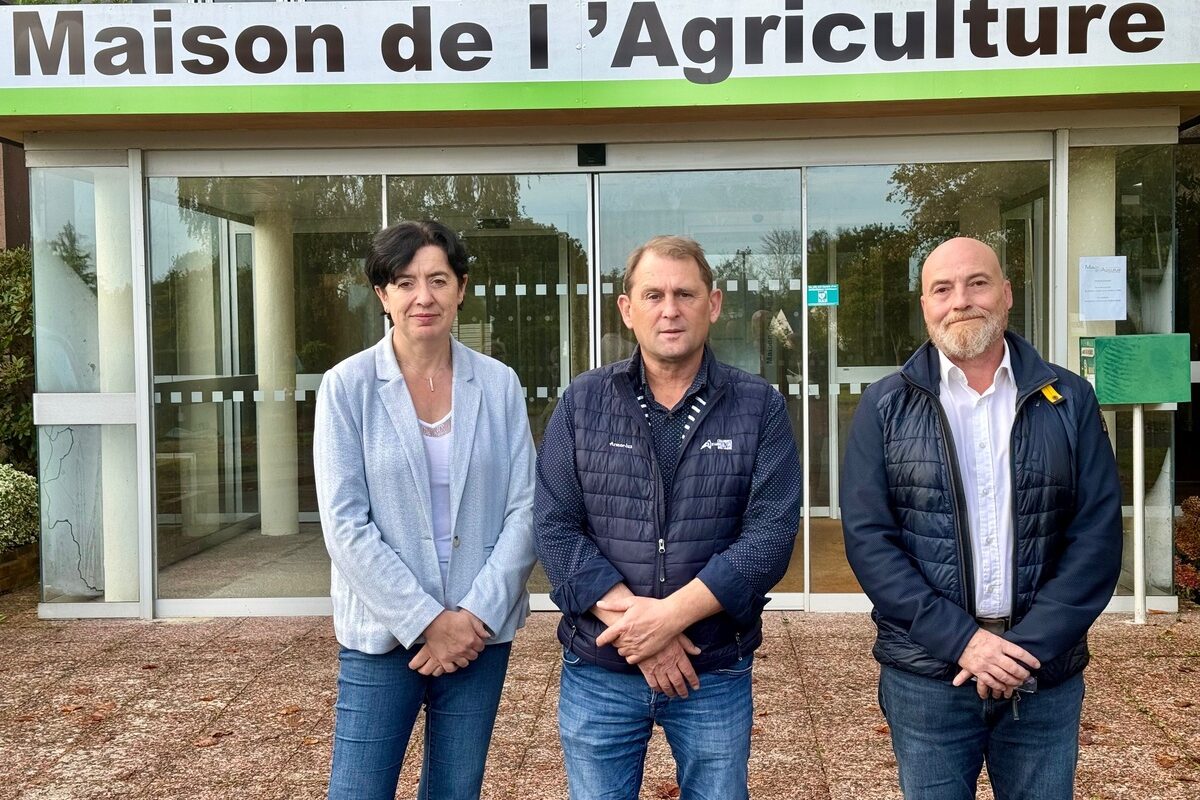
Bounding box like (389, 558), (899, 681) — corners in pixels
(650, 382), (727, 599)
(903, 375), (976, 616)
(1007, 380), (1057, 631)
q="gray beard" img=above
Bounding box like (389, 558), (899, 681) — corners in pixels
(928, 311), (1007, 361)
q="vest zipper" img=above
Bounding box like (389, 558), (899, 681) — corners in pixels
(657, 538), (666, 585)
(902, 375), (976, 616)
(735, 631), (743, 659)
(1007, 380), (1057, 631)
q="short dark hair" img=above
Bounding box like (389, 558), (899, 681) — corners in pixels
(623, 235), (714, 294)
(364, 220), (469, 290)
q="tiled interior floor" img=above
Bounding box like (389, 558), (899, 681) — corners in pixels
(155, 518), (860, 599)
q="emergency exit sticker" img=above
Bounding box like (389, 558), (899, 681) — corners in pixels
(807, 284), (839, 306)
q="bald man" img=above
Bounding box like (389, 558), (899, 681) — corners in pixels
(840, 237), (1122, 799)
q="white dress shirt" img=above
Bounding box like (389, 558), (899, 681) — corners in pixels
(937, 344), (1017, 618)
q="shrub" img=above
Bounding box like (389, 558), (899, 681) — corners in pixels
(1175, 496), (1200, 601)
(0, 463), (38, 554)
(0, 247), (34, 476)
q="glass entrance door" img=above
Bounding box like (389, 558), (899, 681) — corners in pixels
(596, 170), (807, 592)
(806, 162), (1051, 593)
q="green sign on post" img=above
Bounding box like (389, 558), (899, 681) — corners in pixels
(1093, 334), (1191, 406)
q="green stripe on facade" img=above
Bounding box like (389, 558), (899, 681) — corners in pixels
(0, 63), (1197, 116)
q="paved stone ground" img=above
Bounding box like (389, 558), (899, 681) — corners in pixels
(0, 586), (1197, 799)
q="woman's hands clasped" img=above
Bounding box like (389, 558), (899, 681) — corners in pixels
(408, 609), (491, 676)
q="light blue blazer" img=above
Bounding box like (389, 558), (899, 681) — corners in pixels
(314, 335), (536, 654)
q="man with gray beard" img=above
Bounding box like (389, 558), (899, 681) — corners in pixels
(840, 237), (1122, 800)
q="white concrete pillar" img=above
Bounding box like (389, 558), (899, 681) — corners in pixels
(252, 210), (299, 536)
(1067, 148), (1118, 374)
(94, 171), (138, 602)
(177, 249), (221, 535)
(1067, 148), (1131, 580)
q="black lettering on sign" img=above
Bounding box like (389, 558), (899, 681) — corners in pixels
(1110, 2), (1164, 53)
(529, 3), (549, 69)
(13, 11), (84, 76)
(875, 12), (924, 61)
(1007, 6), (1058, 56)
(440, 22), (491, 71)
(612, 2), (679, 68)
(153, 9), (172, 74)
(681, 17), (732, 84)
(95, 27), (146, 76)
(963, 0), (1000, 58)
(297, 25), (344, 73)
(1068, 5), (1106, 55)
(181, 26), (229, 75)
(236, 25), (288, 74)
(382, 6), (433, 72)
(812, 13), (865, 63)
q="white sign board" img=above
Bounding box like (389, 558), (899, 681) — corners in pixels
(1079, 256), (1127, 321)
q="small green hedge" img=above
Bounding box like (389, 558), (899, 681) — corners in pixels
(0, 463), (38, 554)
(0, 247), (33, 476)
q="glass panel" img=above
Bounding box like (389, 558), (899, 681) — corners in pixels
(149, 175), (382, 599)
(384, 174), (591, 443)
(39, 425), (138, 603)
(32, 167), (134, 393)
(808, 161), (1051, 592)
(1067, 145), (1175, 596)
(597, 170), (804, 592)
(386, 174), (591, 594)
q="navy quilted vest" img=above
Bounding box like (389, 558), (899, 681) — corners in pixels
(557, 354), (771, 673)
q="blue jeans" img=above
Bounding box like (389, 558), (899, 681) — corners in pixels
(558, 648), (753, 800)
(879, 666), (1084, 800)
(328, 641), (512, 800)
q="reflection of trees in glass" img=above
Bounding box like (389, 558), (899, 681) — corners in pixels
(295, 231), (374, 372)
(1116, 146), (1174, 335)
(388, 175), (590, 391)
(809, 224), (922, 367)
(50, 222), (96, 295)
(149, 248), (215, 376)
(887, 162), (1003, 252)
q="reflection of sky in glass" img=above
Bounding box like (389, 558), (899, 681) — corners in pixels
(515, 174), (589, 248)
(598, 170), (802, 272)
(807, 165), (909, 233)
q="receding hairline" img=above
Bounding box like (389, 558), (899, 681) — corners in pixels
(920, 237), (1006, 292)
(623, 235), (714, 294)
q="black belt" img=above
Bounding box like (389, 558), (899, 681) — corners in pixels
(975, 616), (1008, 635)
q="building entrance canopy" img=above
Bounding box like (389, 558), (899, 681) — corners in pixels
(0, 0), (1199, 132)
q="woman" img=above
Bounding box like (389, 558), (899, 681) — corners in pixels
(314, 220), (536, 799)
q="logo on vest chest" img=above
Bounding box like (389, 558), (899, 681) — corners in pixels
(608, 441), (633, 449)
(700, 438), (733, 451)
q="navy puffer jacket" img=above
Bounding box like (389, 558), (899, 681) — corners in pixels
(537, 351), (801, 674)
(841, 332), (1122, 688)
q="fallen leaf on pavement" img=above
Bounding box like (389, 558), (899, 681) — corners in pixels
(60, 704), (83, 713)
(1173, 699), (1193, 708)
(141, 664), (158, 670)
(654, 783), (680, 799)
(875, 724), (890, 735)
(1156, 754), (1180, 769)
(198, 695), (216, 702)
(1079, 731), (1095, 745)
(192, 731), (233, 748)
(278, 704), (302, 716)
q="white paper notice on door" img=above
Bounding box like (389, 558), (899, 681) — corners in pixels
(1079, 256), (1127, 321)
